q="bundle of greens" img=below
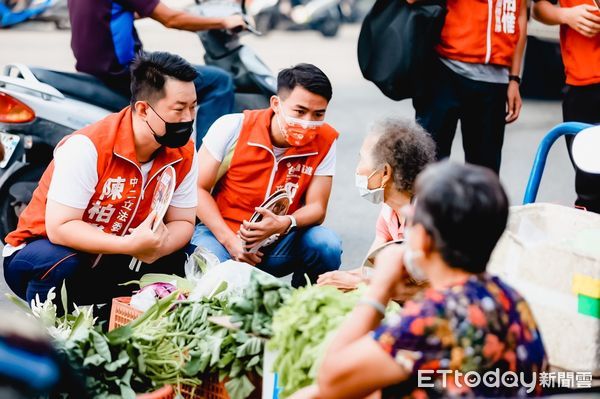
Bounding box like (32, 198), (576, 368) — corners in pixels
(268, 285), (362, 398)
(106, 272), (291, 399)
(229, 272), (292, 337)
(269, 284), (403, 398)
(57, 326), (153, 398)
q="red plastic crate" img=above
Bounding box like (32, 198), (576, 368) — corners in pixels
(108, 297), (235, 399)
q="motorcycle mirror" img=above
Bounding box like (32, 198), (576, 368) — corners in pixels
(245, 23), (263, 35)
(572, 125), (600, 174)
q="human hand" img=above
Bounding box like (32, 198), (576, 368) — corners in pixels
(224, 234), (263, 266)
(286, 385), (321, 399)
(505, 81), (522, 123)
(222, 14), (246, 31)
(125, 211), (169, 264)
(563, 4), (600, 37)
(239, 207), (290, 248)
(370, 244), (428, 303)
(317, 269), (366, 291)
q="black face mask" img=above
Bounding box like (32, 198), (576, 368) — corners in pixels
(146, 104), (194, 148)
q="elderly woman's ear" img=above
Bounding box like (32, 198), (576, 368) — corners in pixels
(381, 163), (393, 188)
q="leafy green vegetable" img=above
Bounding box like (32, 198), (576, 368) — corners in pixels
(268, 285), (361, 398)
(20, 271), (291, 399)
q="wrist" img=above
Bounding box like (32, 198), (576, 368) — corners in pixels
(366, 285), (391, 306)
(558, 8), (570, 25)
(221, 231), (239, 249)
(508, 75), (521, 85)
(280, 215), (295, 234)
(281, 216), (292, 234)
(357, 297), (387, 317)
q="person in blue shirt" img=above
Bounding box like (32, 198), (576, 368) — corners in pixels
(67, 0), (245, 141)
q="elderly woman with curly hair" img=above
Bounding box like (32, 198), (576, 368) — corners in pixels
(317, 117), (436, 291)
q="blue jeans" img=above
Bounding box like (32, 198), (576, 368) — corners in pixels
(192, 65), (235, 147)
(192, 225), (343, 287)
(3, 239), (193, 308)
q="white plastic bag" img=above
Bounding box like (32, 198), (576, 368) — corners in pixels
(188, 260), (274, 301)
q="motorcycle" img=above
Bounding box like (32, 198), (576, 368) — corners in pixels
(0, 0), (73, 29)
(240, 0), (343, 37)
(190, 0), (277, 112)
(0, 0), (276, 241)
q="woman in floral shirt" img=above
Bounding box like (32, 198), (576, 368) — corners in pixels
(292, 161), (547, 399)
(374, 273), (547, 398)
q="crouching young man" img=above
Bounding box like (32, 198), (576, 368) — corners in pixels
(193, 64), (342, 287)
(3, 52), (199, 307)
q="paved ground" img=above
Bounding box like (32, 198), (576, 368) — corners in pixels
(0, 13), (573, 310)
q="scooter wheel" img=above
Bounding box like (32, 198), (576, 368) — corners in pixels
(318, 18), (340, 37)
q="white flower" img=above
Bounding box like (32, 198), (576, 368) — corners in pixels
(30, 287), (58, 328)
(47, 325), (71, 341)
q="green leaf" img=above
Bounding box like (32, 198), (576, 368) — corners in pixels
(104, 350), (130, 372)
(119, 383), (136, 399)
(121, 368), (134, 386)
(225, 375), (255, 399)
(210, 280), (228, 298)
(83, 353), (106, 367)
(139, 273), (193, 292)
(246, 355), (261, 369)
(107, 325), (133, 345)
(183, 353), (205, 377)
(4, 293), (32, 313)
(60, 280), (69, 316)
(91, 330), (112, 362)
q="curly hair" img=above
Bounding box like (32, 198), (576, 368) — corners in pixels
(369, 118), (436, 195)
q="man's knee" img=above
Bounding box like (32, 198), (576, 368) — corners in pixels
(191, 225), (231, 262)
(301, 226), (342, 271)
(4, 240), (82, 303)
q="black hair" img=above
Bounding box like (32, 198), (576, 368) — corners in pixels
(130, 51), (198, 108)
(370, 118), (436, 196)
(277, 63), (333, 102)
(413, 161), (509, 274)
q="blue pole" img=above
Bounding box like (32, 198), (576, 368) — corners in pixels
(522, 122), (591, 205)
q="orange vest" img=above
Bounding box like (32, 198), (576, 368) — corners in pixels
(559, 0), (600, 86)
(436, 0), (522, 67)
(5, 107), (195, 247)
(213, 108), (339, 233)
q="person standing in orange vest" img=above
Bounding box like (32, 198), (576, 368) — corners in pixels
(192, 64), (342, 287)
(2, 52), (199, 309)
(533, 0), (600, 213)
(411, 0), (528, 174)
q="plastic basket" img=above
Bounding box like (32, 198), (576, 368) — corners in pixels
(108, 297), (260, 399)
(108, 296), (143, 331)
(137, 385), (174, 399)
(179, 374), (229, 399)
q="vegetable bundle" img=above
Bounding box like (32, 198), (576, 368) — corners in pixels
(268, 285), (362, 398)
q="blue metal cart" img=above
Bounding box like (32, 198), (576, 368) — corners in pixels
(522, 122), (592, 205)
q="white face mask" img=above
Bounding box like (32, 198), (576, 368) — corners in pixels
(355, 170), (384, 204)
(403, 227), (428, 283)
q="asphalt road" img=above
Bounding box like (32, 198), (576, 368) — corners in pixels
(0, 15), (573, 310)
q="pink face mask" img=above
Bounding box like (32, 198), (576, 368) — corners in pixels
(276, 103), (325, 147)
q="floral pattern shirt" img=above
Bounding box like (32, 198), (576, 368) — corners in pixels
(373, 273), (547, 398)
